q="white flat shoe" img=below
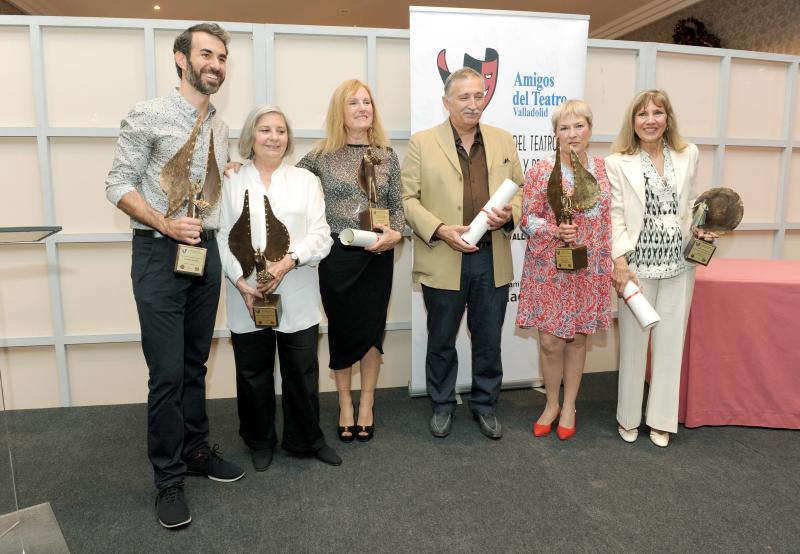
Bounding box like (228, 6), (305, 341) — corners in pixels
(649, 429), (670, 447)
(618, 425), (638, 443)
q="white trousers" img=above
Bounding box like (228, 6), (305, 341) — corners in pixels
(616, 269), (695, 434)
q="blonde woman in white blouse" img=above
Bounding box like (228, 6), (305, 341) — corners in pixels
(217, 105), (338, 470)
(606, 90), (716, 448)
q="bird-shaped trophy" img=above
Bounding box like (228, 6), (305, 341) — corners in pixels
(547, 143), (599, 271)
(161, 114), (221, 276)
(228, 190), (291, 327)
(358, 148), (390, 231)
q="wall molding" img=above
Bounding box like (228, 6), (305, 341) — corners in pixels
(7, 0), (60, 15)
(590, 0), (702, 39)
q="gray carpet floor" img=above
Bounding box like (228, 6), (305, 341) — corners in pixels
(4, 372), (798, 553)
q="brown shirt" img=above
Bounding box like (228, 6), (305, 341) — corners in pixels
(452, 123), (490, 242)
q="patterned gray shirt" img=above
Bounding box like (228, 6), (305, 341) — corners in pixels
(105, 88), (228, 230)
(297, 145), (405, 234)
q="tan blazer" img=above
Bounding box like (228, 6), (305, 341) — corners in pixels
(605, 143), (699, 261)
(401, 120), (523, 291)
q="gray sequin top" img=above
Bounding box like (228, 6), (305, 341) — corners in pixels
(297, 145), (405, 234)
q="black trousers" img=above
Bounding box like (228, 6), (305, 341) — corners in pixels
(230, 324), (325, 453)
(131, 235), (220, 490)
(422, 246), (508, 415)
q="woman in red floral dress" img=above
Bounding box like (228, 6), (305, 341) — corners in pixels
(516, 99), (612, 440)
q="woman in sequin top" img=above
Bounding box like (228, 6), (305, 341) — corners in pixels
(297, 79), (404, 443)
(607, 89), (715, 448)
(516, 100), (612, 441)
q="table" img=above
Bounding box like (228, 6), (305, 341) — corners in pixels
(678, 258), (800, 429)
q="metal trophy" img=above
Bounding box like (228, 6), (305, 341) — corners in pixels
(228, 190), (291, 328)
(174, 182), (210, 276)
(547, 144), (599, 271)
(161, 114), (221, 276)
(684, 187), (744, 265)
(358, 148), (390, 231)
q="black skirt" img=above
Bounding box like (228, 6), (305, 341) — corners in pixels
(319, 234), (394, 370)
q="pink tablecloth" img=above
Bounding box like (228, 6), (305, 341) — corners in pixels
(679, 259), (800, 429)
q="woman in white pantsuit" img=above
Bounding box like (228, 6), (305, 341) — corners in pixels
(606, 89), (716, 447)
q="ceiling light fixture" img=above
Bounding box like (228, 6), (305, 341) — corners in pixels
(153, 4), (161, 10)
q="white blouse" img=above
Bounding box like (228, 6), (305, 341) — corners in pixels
(217, 161), (332, 334)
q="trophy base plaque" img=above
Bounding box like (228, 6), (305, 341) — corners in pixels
(174, 244), (207, 276)
(556, 245), (588, 271)
(684, 238), (716, 266)
(254, 294), (281, 328)
(359, 208), (390, 231)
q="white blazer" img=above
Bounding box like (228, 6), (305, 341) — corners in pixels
(605, 143), (699, 261)
(217, 161), (332, 334)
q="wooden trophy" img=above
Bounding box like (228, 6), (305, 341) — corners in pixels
(684, 187), (744, 266)
(358, 148), (390, 231)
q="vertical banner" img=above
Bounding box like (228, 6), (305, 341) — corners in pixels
(408, 7), (589, 395)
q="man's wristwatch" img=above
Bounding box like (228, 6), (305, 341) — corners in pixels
(288, 251), (299, 267)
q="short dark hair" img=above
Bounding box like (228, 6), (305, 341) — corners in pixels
(173, 23), (230, 78)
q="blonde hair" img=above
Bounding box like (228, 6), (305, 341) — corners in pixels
(238, 104), (294, 159)
(312, 79), (389, 156)
(612, 89), (687, 155)
(551, 99), (593, 133)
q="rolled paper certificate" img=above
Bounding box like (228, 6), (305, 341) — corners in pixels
(622, 280), (660, 329)
(460, 178), (520, 245)
(340, 228), (380, 248)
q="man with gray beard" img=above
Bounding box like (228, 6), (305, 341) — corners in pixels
(402, 67), (523, 440)
(106, 22), (244, 529)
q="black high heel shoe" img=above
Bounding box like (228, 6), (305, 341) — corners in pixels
(337, 405), (356, 443)
(356, 407), (375, 442)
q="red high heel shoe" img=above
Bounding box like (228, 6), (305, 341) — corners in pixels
(533, 408), (560, 437)
(556, 411), (576, 440)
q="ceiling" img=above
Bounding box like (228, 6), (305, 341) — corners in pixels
(8, 0), (701, 38)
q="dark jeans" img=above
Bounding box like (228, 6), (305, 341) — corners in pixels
(230, 325), (325, 454)
(422, 246), (508, 416)
(131, 235), (221, 490)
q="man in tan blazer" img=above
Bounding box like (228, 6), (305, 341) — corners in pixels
(402, 67), (523, 439)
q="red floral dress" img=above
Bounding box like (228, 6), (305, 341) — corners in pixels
(515, 156), (612, 338)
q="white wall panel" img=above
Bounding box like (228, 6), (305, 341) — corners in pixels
(0, 139), (42, 227)
(0, 347), (60, 409)
(727, 59), (787, 140)
(585, 48), (637, 136)
(0, 245), (52, 338)
(376, 37), (410, 132)
(656, 53), (719, 138)
(274, 34), (367, 129)
(0, 27), (36, 127)
(51, 138), (129, 234)
(43, 28), (146, 128)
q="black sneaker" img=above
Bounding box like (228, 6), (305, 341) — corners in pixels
(156, 484), (191, 529)
(185, 444), (245, 482)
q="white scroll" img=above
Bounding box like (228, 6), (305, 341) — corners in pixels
(622, 280), (660, 329)
(460, 178), (521, 245)
(340, 228), (380, 248)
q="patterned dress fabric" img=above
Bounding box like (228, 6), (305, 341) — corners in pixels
(628, 144), (688, 279)
(516, 155), (612, 339)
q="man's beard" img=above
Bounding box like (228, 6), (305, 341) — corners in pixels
(186, 58), (223, 95)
